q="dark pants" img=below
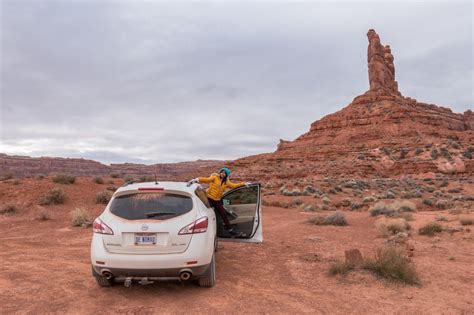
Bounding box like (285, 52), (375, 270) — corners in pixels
(208, 198), (231, 229)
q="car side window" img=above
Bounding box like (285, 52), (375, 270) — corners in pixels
(223, 186), (258, 205)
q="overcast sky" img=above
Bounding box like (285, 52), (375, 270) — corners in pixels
(0, 0), (472, 164)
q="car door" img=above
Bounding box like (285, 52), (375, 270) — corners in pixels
(217, 183), (263, 243)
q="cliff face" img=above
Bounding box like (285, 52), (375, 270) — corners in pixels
(229, 30), (473, 180)
(0, 154), (222, 180)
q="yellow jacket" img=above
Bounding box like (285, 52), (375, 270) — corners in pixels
(198, 174), (245, 201)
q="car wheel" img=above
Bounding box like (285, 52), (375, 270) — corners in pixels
(198, 254), (216, 287)
(92, 266), (113, 287)
(95, 275), (113, 287)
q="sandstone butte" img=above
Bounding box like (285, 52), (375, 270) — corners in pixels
(0, 29), (473, 180)
(229, 29), (473, 181)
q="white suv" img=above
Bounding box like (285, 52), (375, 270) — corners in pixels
(90, 181), (262, 287)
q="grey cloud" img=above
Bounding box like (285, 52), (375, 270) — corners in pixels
(1, 1), (472, 163)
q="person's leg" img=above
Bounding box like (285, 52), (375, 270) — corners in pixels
(208, 198), (232, 230)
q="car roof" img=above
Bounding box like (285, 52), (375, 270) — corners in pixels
(116, 181), (196, 194)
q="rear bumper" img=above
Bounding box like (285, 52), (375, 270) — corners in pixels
(92, 264), (209, 278)
(90, 232), (214, 277)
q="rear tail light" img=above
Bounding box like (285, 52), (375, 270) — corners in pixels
(178, 217), (208, 235)
(93, 218), (114, 235)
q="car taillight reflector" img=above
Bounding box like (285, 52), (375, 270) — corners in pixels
(178, 217), (208, 235)
(138, 188), (164, 191)
(93, 218), (114, 235)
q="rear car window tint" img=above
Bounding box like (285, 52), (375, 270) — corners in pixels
(110, 193), (193, 220)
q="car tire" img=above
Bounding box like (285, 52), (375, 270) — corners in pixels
(92, 266), (113, 287)
(95, 275), (113, 287)
(198, 254), (216, 287)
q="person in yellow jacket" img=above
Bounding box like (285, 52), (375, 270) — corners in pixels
(187, 167), (249, 236)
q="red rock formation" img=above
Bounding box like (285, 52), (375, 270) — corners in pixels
(229, 30), (473, 180)
(0, 153), (222, 180)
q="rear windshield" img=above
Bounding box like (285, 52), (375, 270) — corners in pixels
(109, 193), (193, 220)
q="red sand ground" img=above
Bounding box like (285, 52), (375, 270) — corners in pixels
(1, 177), (473, 314)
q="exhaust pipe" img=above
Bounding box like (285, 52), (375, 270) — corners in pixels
(179, 270), (192, 281)
(101, 270), (113, 280)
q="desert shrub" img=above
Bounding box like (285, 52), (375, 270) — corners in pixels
(399, 148), (409, 159)
(430, 148), (439, 160)
(94, 177), (104, 184)
(96, 190), (113, 204)
(376, 218), (410, 237)
(439, 180), (449, 188)
(351, 202), (363, 210)
(363, 196), (375, 203)
(36, 174), (45, 180)
(370, 202), (395, 217)
(381, 147), (391, 156)
(0, 173), (13, 181)
(422, 199), (434, 207)
(308, 211), (347, 226)
(435, 214), (447, 221)
(440, 147), (451, 160)
(462, 147), (473, 159)
(363, 247), (420, 285)
(329, 260), (354, 275)
(0, 204), (17, 215)
(110, 173), (120, 178)
(459, 217), (473, 226)
(37, 208), (51, 221)
(52, 174), (76, 184)
(435, 199), (452, 210)
(415, 148), (423, 155)
(291, 197), (303, 207)
(39, 188), (66, 205)
(357, 153), (365, 160)
(71, 207), (90, 226)
(418, 222), (443, 236)
(447, 188), (461, 193)
(322, 196), (331, 205)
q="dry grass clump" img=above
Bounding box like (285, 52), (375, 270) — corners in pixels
(308, 211), (347, 226)
(329, 260), (354, 275)
(370, 200), (416, 217)
(418, 222), (443, 236)
(96, 190), (113, 204)
(362, 247), (420, 285)
(375, 217), (410, 237)
(0, 203), (17, 215)
(39, 188), (66, 205)
(459, 216), (473, 226)
(36, 208), (51, 221)
(52, 174), (76, 184)
(93, 177), (104, 184)
(0, 173), (13, 181)
(71, 207), (90, 226)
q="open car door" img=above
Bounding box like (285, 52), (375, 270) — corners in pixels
(217, 183), (263, 243)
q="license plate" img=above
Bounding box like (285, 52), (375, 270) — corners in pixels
(134, 233), (157, 245)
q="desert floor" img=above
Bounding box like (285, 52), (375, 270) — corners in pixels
(1, 177), (473, 314)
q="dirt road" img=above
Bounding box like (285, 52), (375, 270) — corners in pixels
(1, 179), (473, 314)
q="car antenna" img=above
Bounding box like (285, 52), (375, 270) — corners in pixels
(154, 164), (158, 185)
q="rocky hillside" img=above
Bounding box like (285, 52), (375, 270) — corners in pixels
(0, 154), (221, 180)
(230, 29), (473, 181)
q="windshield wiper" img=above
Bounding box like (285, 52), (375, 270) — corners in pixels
(145, 212), (177, 218)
